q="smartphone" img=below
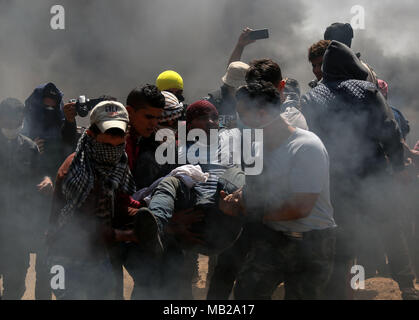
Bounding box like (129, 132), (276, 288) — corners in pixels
(248, 29), (269, 40)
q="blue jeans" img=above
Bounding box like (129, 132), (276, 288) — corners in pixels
(148, 176), (195, 234)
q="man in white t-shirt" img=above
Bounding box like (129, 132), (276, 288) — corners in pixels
(219, 81), (336, 300)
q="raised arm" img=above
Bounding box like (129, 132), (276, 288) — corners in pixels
(228, 27), (255, 66)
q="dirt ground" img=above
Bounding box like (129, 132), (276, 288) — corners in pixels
(7, 253), (416, 300)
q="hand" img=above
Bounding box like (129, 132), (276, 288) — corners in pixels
(237, 27), (256, 47)
(218, 188), (244, 217)
(63, 102), (77, 123)
(34, 137), (45, 154)
(128, 206), (139, 217)
(37, 176), (54, 195)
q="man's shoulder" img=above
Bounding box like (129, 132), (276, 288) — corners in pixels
(204, 88), (223, 105)
(304, 80), (376, 106)
(207, 88), (222, 98)
(292, 129), (327, 152)
(301, 83), (334, 106)
(338, 79), (376, 92)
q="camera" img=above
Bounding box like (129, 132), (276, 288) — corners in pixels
(70, 95), (106, 117)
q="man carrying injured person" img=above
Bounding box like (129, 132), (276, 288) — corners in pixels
(132, 100), (245, 299)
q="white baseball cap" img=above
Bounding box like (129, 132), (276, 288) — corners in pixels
(222, 61), (250, 88)
(90, 101), (129, 133)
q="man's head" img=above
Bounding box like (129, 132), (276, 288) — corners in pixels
(308, 40), (331, 81)
(235, 81), (282, 129)
(42, 83), (61, 110)
(0, 98), (25, 140)
(283, 78), (301, 102)
(246, 58), (283, 88)
(0, 98), (25, 130)
(88, 101), (129, 147)
(324, 22), (354, 48)
(186, 100), (219, 134)
(322, 40), (368, 82)
(156, 70), (185, 102)
(159, 91), (184, 130)
(126, 84), (165, 138)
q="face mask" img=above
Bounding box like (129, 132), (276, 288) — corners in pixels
(43, 108), (60, 127)
(91, 138), (125, 166)
(1, 124), (23, 140)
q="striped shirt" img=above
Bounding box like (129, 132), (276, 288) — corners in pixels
(178, 128), (241, 205)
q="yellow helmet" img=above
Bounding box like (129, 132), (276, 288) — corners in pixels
(156, 70), (184, 91)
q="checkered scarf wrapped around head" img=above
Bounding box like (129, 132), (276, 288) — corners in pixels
(160, 91), (184, 123)
(57, 131), (136, 229)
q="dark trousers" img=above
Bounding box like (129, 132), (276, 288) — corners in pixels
(48, 255), (116, 300)
(148, 176), (198, 299)
(113, 177), (197, 300)
(158, 237), (190, 299)
(123, 243), (164, 300)
(206, 224), (252, 300)
(234, 225), (336, 300)
(399, 182), (419, 280)
(108, 242), (129, 300)
(324, 175), (415, 300)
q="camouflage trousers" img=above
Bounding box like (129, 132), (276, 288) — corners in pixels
(234, 225), (336, 300)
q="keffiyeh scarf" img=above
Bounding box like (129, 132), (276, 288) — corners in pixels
(57, 131), (136, 229)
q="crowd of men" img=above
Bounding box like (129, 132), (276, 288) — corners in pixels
(1, 22), (419, 300)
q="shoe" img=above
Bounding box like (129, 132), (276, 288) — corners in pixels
(133, 207), (164, 256)
(401, 287), (419, 300)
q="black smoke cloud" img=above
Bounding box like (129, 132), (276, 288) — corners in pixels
(0, 0), (417, 140)
(0, 0), (306, 104)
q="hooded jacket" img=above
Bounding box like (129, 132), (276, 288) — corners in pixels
(22, 83), (70, 177)
(23, 82), (65, 140)
(301, 41), (403, 178)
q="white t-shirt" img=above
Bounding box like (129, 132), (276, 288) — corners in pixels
(262, 128), (336, 232)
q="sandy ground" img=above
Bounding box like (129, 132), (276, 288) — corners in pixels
(3, 253), (415, 300)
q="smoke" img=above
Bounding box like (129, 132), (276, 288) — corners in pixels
(0, 0), (417, 141)
(0, 0), (418, 299)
